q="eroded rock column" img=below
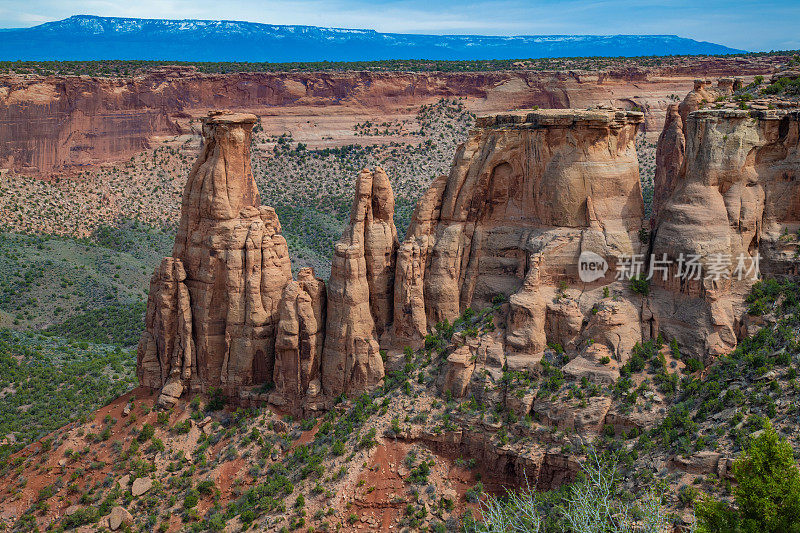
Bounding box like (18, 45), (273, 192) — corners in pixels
(648, 108), (800, 356)
(271, 268), (327, 410)
(321, 168), (397, 398)
(137, 112), (292, 405)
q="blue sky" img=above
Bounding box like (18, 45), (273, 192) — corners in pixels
(0, 0), (797, 52)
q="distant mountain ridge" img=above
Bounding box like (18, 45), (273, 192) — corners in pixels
(0, 15), (745, 62)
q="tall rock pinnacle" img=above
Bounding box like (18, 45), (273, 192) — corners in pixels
(321, 168), (397, 398)
(138, 112), (293, 407)
(138, 98), (798, 415)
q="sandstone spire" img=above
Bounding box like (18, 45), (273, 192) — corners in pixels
(270, 268), (327, 410)
(392, 174), (448, 345)
(321, 168), (396, 398)
(137, 257), (194, 407)
(364, 167), (399, 338)
(648, 107), (800, 356)
(137, 112), (292, 406)
(652, 104), (685, 220)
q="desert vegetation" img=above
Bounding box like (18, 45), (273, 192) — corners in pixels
(0, 97), (474, 280)
(0, 53), (798, 532)
(0, 272), (798, 531)
(0, 50), (796, 77)
(0, 329), (136, 454)
(0, 225), (170, 330)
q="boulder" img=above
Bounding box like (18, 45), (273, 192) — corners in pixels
(440, 345), (475, 398)
(562, 344), (620, 385)
(109, 506), (133, 530)
(131, 477), (152, 497)
(534, 395), (612, 434)
(668, 451), (723, 475)
(157, 378), (183, 409)
(65, 505), (81, 516)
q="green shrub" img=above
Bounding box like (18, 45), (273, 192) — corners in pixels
(469, 450), (667, 532)
(630, 275), (650, 295)
(408, 461), (432, 484)
(137, 423), (155, 443)
(697, 422), (800, 532)
(207, 388), (225, 411)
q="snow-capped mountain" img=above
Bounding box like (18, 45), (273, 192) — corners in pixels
(0, 15), (745, 62)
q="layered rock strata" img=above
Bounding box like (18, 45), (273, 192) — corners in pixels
(138, 112), (293, 406)
(138, 98), (799, 420)
(392, 109), (646, 362)
(139, 114), (399, 409)
(648, 107), (800, 356)
(2, 60), (780, 176)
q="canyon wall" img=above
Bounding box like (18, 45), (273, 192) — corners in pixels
(0, 57), (783, 176)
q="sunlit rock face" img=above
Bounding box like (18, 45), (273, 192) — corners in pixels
(136, 99), (799, 416)
(137, 112), (292, 406)
(648, 108), (800, 357)
(321, 168), (397, 398)
(390, 108), (646, 362)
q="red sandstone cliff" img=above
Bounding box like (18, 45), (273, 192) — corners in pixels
(0, 56), (784, 176)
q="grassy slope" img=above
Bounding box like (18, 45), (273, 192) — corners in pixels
(0, 222), (171, 331)
(0, 329), (137, 448)
(0, 224), (166, 450)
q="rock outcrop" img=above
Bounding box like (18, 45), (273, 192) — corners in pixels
(392, 108), (646, 369)
(652, 104), (685, 220)
(138, 120), (402, 409)
(270, 268), (327, 409)
(137, 258), (191, 388)
(392, 174), (449, 345)
(137, 257), (193, 407)
(137, 112), (294, 405)
(648, 107), (800, 356)
(652, 78), (741, 220)
(137, 96), (799, 420)
(678, 78), (741, 124)
(172, 112), (294, 395)
(321, 168), (396, 398)
(138, 107), (654, 416)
